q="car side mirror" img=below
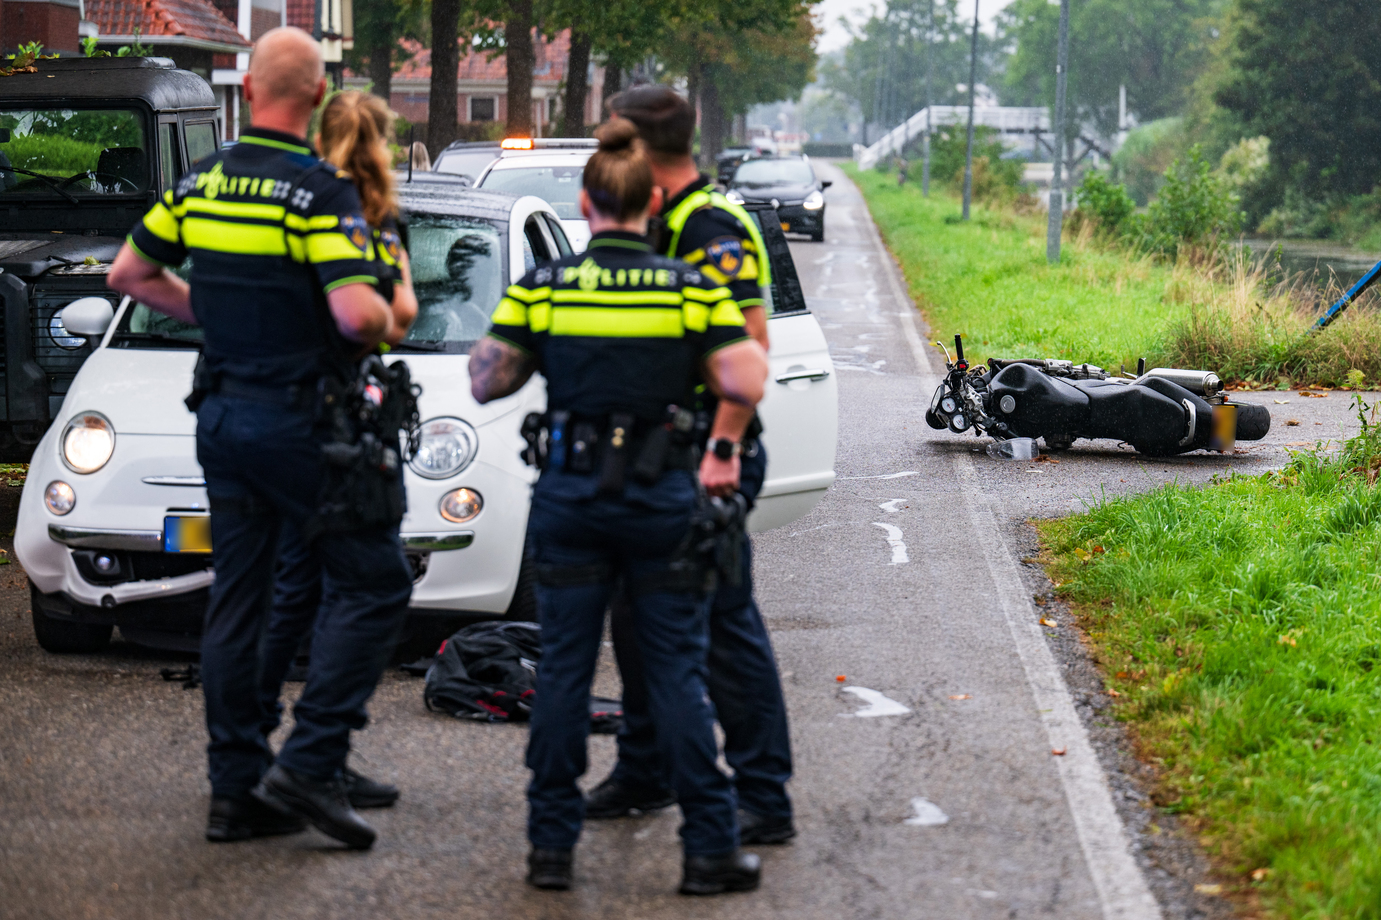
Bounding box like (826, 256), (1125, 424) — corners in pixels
(821, 181), (833, 189)
(60, 297), (115, 339)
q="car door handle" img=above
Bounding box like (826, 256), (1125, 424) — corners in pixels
(775, 367), (831, 383)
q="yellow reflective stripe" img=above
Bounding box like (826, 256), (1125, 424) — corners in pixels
(285, 213), (340, 232)
(709, 300), (746, 326)
(681, 247), (706, 265)
(142, 202), (181, 244)
(699, 264), (728, 285)
(738, 252), (760, 282)
(176, 197), (287, 221)
(550, 289), (683, 306)
(491, 296), (528, 325)
(162, 189), (174, 206)
(549, 307), (684, 337)
(306, 232), (368, 262)
(681, 285), (732, 304)
(182, 218), (287, 255)
(506, 285), (553, 303)
(287, 235), (305, 261)
(683, 301), (709, 332)
(530, 301), (551, 332)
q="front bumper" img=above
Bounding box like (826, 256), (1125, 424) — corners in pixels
(774, 204), (824, 235)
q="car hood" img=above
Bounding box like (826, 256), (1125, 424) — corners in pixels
(59, 347), (536, 437)
(730, 183), (817, 202)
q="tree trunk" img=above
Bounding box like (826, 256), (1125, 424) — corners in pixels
(506, 0), (534, 136)
(600, 60), (622, 115)
(427, 0), (460, 156)
(700, 63), (725, 168)
(562, 30), (591, 136)
(366, 29), (393, 103)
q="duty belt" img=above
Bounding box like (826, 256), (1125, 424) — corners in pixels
(211, 375), (316, 411)
(520, 408), (700, 493)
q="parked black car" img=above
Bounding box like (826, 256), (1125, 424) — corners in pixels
(0, 56), (219, 459)
(715, 145), (754, 184)
(725, 155), (831, 242)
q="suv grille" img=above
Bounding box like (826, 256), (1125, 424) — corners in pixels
(32, 283), (113, 417)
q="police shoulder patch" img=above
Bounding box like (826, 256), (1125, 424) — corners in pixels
(703, 236), (745, 279)
(340, 214), (370, 253)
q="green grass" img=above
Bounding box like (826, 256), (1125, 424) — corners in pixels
(848, 164), (1190, 372)
(1039, 407), (1381, 917)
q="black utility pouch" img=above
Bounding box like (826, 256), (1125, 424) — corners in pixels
(569, 422), (598, 474)
(599, 412), (635, 494)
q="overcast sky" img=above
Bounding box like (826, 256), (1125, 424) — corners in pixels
(814, 0), (1020, 53)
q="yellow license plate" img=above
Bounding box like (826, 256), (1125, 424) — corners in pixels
(780, 222), (791, 232)
(164, 515), (212, 553)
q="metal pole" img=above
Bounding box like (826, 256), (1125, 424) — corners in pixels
(961, 0), (979, 220)
(1046, 0), (1071, 263)
(922, 0), (933, 196)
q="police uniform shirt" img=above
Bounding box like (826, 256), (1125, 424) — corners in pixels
(486, 231), (749, 421)
(661, 175), (768, 313)
(127, 127), (384, 385)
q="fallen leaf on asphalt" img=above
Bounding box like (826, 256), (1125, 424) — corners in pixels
(1194, 884), (1223, 896)
(1107, 688), (1121, 697)
(1051, 748), (1067, 756)
(1032, 455), (1060, 464)
(1273, 399), (1290, 404)
(1285, 441), (1313, 447)
(1040, 617), (1058, 628)
(1299, 391), (1329, 398)
(1251, 868), (1270, 882)
(1286, 419), (1300, 426)
(835, 675), (847, 683)
(948, 694), (971, 700)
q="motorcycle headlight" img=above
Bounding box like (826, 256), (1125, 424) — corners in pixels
(803, 189), (825, 210)
(409, 417), (479, 479)
(61, 411), (115, 474)
(725, 189), (746, 205)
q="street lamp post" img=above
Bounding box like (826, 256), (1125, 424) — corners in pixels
(961, 0), (979, 220)
(1046, 0), (1071, 263)
(922, 0), (933, 197)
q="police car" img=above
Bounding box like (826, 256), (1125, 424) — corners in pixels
(473, 142), (596, 251)
(14, 183), (838, 653)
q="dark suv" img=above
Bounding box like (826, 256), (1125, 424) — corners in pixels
(0, 56), (218, 459)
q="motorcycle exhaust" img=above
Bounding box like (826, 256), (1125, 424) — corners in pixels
(1134, 368), (1223, 399)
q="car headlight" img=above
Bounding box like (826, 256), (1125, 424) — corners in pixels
(803, 190), (825, 210)
(440, 488), (483, 523)
(725, 189), (745, 205)
(61, 411), (115, 474)
(44, 481), (75, 515)
(409, 417), (479, 479)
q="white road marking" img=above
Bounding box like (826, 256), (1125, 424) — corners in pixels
(838, 471), (920, 481)
(874, 199), (1164, 920)
(903, 797), (950, 826)
(878, 499), (906, 513)
(872, 522), (909, 564)
(840, 686), (911, 717)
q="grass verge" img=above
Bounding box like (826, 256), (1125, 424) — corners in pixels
(1038, 403), (1381, 917)
(849, 164), (1381, 387)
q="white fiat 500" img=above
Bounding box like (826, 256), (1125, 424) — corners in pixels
(15, 180), (838, 653)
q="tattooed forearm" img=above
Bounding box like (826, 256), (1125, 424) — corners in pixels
(469, 336), (537, 403)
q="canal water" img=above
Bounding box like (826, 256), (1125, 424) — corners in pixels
(1243, 238), (1381, 292)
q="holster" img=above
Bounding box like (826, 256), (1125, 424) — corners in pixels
(184, 354), (217, 413)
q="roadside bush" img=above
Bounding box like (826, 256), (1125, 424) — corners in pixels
(1072, 170), (1136, 237)
(926, 126), (1025, 203)
(1111, 117), (1186, 205)
(1139, 146), (1244, 260)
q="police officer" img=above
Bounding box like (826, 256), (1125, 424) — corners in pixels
(108, 27), (414, 850)
(591, 85), (796, 846)
(469, 118), (769, 894)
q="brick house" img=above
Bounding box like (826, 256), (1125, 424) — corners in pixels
(0, 0), (83, 53)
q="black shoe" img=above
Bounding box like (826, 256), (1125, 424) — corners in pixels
(584, 775), (677, 819)
(343, 766), (399, 809)
(679, 849), (761, 895)
(206, 794), (307, 843)
(739, 809), (796, 845)
(527, 848), (574, 890)
(252, 764), (376, 849)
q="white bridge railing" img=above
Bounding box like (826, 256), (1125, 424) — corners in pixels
(855, 106), (1051, 171)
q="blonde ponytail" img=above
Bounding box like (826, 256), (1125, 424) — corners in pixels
(318, 90), (398, 227)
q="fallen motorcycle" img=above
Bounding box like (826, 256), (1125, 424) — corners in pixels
(925, 335), (1271, 456)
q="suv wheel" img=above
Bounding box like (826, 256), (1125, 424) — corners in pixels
(30, 583), (112, 654)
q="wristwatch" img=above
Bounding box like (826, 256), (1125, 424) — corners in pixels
(708, 437), (741, 460)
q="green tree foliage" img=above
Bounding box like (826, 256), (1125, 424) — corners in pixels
(346, 0), (427, 101)
(1140, 145), (1243, 258)
(1214, 0), (1381, 200)
(1075, 169), (1136, 235)
(925, 125), (1023, 201)
(997, 0), (1224, 139)
(823, 0), (1003, 132)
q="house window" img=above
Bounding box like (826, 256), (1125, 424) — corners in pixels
(470, 97), (496, 122)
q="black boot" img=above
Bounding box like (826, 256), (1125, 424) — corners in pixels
(583, 775), (676, 819)
(739, 809), (796, 845)
(206, 794), (307, 842)
(253, 764), (376, 849)
(679, 849), (761, 895)
(527, 848), (574, 890)
(343, 765), (400, 809)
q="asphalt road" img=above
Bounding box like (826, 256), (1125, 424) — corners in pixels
(0, 162), (1369, 920)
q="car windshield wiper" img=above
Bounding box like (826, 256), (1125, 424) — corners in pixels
(113, 331), (202, 347)
(0, 165), (79, 205)
(389, 340), (448, 352)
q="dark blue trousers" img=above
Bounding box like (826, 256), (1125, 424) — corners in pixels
(526, 470), (738, 856)
(256, 523), (324, 742)
(196, 393), (413, 799)
(610, 443), (794, 819)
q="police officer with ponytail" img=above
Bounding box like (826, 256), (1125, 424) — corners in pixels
(470, 118), (770, 895)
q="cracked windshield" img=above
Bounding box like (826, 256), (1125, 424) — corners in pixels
(403, 215), (505, 351)
(0, 108), (149, 196)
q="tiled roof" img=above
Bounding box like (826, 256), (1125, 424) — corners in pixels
(87, 0), (252, 48)
(388, 30), (571, 84)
